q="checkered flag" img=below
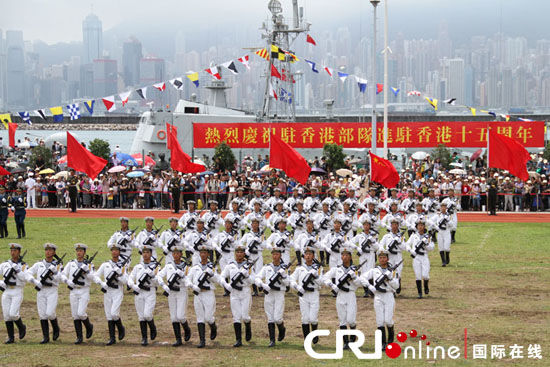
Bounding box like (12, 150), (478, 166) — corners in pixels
(67, 103), (80, 120)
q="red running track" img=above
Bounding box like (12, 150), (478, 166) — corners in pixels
(19, 209), (550, 223)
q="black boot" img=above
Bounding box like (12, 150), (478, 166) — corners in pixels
(209, 322), (217, 340)
(197, 323), (206, 348)
(446, 252), (450, 265)
(319, 251), (325, 266)
(3, 224), (7, 238)
(387, 326), (395, 344)
(451, 230), (456, 243)
(424, 279), (430, 295)
(363, 286), (370, 298)
(244, 321), (252, 342)
(340, 325), (349, 350)
(140, 321), (148, 346)
(440, 251), (446, 267)
(350, 325), (357, 343)
(39, 320), (50, 344)
(115, 319), (125, 340)
(106, 321), (116, 345)
(5, 321), (14, 344)
(74, 320), (83, 344)
(14, 318), (25, 340)
(416, 280), (423, 299)
(51, 318), (60, 341)
(16, 224), (21, 239)
(277, 322), (286, 342)
(233, 323), (242, 347)
(172, 322), (182, 347)
(295, 250), (302, 265)
(21, 224), (25, 237)
(268, 323), (276, 347)
(181, 321), (191, 342)
(311, 324), (319, 344)
(378, 326), (387, 351)
(0, 223), (4, 238)
(396, 279), (401, 294)
(82, 318), (93, 339)
(252, 284), (259, 296)
(301, 324), (310, 340)
(148, 319), (157, 341)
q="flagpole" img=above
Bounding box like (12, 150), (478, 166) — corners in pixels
(382, 0), (389, 159)
(191, 122), (195, 163)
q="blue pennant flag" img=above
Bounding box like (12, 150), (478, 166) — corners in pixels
(18, 111), (32, 125)
(305, 59), (319, 73)
(84, 100), (95, 115)
(337, 72), (348, 83)
(391, 87), (400, 97)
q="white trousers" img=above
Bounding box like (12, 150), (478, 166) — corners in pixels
(264, 291), (285, 324)
(437, 230), (452, 252)
(194, 290), (216, 324)
(103, 289), (124, 321)
(2, 287), (23, 321)
(37, 287), (58, 320)
(374, 293), (395, 327)
(336, 291), (357, 327)
(69, 287), (90, 320)
(168, 291), (188, 323)
(230, 290), (252, 323)
(298, 291), (319, 324)
(134, 290), (156, 321)
(359, 253), (376, 275)
(388, 253), (404, 277)
(412, 255), (430, 280)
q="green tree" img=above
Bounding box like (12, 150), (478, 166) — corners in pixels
(29, 146), (53, 169)
(431, 144), (452, 170)
(213, 141), (236, 172)
(88, 138), (111, 160)
(323, 143), (346, 172)
(543, 141), (550, 161)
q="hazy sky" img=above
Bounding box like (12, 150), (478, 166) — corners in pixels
(1, 0), (549, 45)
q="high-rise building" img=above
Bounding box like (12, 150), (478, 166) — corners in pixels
(501, 68), (513, 110)
(443, 58), (465, 104)
(122, 37), (142, 87)
(6, 30), (25, 109)
(83, 13), (103, 64)
(93, 58), (117, 97)
(0, 30), (5, 108)
(140, 57), (165, 105)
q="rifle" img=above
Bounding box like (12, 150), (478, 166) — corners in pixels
(264, 258), (297, 295)
(69, 251), (98, 290)
(329, 236), (344, 253)
(438, 215), (449, 230)
(103, 256), (131, 292)
(372, 259), (404, 292)
(186, 216), (196, 230)
(332, 258), (369, 295)
(165, 229), (183, 253)
(359, 235), (375, 254)
(134, 256), (164, 294)
(35, 253), (66, 290)
(229, 258), (258, 291)
(2, 250), (28, 287)
(412, 234), (430, 258)
(298, 262), (321, 297)
(407, 200), (416, 213)
(163, 262), (189, 296)
(219, 235), (233, 253)
(387, 233), (404, 255)
(319, 217), (330, 230)
(246, 235), (262, 256)
(194, 259), (219, 295)
(152, 225), (164, 236)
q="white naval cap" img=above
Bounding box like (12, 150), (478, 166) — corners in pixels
(119, 216), (129, 222)
(44, 243), (57, 250)
(9, 243), (22, 250)
(74, 243), (88, 250)
(171, 244), (185, 252)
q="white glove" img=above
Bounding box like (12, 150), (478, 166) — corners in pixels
(262, 283), (271, 292)
(145, 268), (154, 276)
(297, 286), (305, 294)
(114, 267), (122, 275)
(192, 285), (201, 293)
(48, 264), (58, 273)
(330, 283), (339, 293)
(101, 282), (108, 289)
(368, 284), (377, 293)
(350, 272), (357, 280)
(67, 280), (75, 288)
(176, 269), (185, 278)
(239, 268), (249, 277)
(277, 268), (286, 276)
(205, 268), (214, 276)
(132, 285), (140, 293)
(308, 269), (318, 277)
(163, 285), (170, 294)
(12, 264), (22, 273)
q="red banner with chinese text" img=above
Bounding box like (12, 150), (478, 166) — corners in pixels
(193, 121), (545, 148)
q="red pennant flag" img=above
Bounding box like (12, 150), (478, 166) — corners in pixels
(369, 151), (399, 188)
(8, 123), (17, 148)
(102, 96), (116, 112)
(205, 66), (221, 80)
(306, 34), (317, 46)
(168, 126), (205, 173)
(376, 83), (384, 94)
(270, 131), (311, 185)
(488, 129), (530, 181)
(0, 166), (11, 175)
(66, 132), (107, 179)
(271, 64), (282, 79)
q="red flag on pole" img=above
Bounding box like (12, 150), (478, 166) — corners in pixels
(168, 126), (205, 174)
(369, 151), (399, 188)
(306, 34), (317, 46)
(66, 132), (107, 179)
(488, 129), (530, 181)
(8, 123), (17, 148)
(0, 166), (11, 175)
(269, 131), (311, 185)
(166, 123), (178, 150)
(271, 64), (282, 79)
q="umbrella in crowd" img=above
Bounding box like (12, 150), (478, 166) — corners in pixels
(449, 168), (466, 175)
(470, 148), (484, 162)
(127, 170), (144, 178)
(260, 165), (273, 172)
(38, 168), (55, 175)
(53, 171), (69, 179)
(6, 161), (20, 168)
(193, 158), (207, 167)
(411, 151), (428, 160)
(449, 162), (463, 168)
(199, 171), (214, 176)
(111, 153), (138, 167)
(336, 168), (353, 177)
(108, 165), (127, 173)
(528, 171), (541, 179)
(57, 155), (68, 165)
(131, 153), (156, 167)
(17, 142), (31, 149)
(310, 167), (327, 175)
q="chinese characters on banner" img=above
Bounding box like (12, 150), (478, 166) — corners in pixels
(193, 121), (545, 149)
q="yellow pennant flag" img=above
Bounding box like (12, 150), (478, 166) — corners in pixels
(469, 107), (476, 116)
(255, 48), (270, 61)
(0, 113), (12, 129)
(425, 97), (438, 111)
(186, 72), (199, 87)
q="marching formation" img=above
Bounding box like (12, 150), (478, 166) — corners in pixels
(0, 187), (460, 350)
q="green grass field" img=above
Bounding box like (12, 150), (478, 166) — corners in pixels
(0, 218), (549, 366)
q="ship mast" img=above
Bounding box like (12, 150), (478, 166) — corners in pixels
(260, 0), (310, 122)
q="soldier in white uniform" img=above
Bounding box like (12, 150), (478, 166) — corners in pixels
(295, 218), (321, 256)
(159, 217), (185, 264)
(178, 200), (200, 231)
(287, 200), (307, 257)
(266, 218), (293, 264)
(343, 187), (359, 215)
(283, 188), (301, 213)
(61, 243), (95, 344)
(321, 218), (348, 269)
(290, 246), (323, 343)
(240, 218), (265, 296)
(127, 245), (161, 346)
(234, 188), (248, 215)
(313, 202), (333, 265)
(304, 187), (322, 214)
(28, 243), (63, 344)
(244, 201), (267, 233)
(264, 188), (284, 214)
(107, 217), (136, 263)
(357, 199), (382, 235)
(94, 243), (129, 345)
(184, 218), (210, 266)
(202, 200), (224, 236)
(348, 220), (379, 297)
(323, 245), (362, 350)
(227, 200), (245, 236)
(405, 203), (426, 237)
(381, 188), (400, 212)
(157, 244), (192, 346)
(380, 201), (405, 232)
(0, 243), (28, 344)
(188, 244), (220, 348)
(221, 245), (255, 347)
(323, 187), (343, 214)
(213, 217), (238, 297)
(400, 189), (418, 216)
(441, 188), (460, 243)
(135, 217), (162, 261)
(267, 200), (287, 232)
(338, 202), (356, 237)
(255, 248), (290, 347)
(422, 188), (440, 224)
(434, 203), (452, 267)
(361, 249), (400, 351)
(379, 219), (406, 294)
(248, 188), (266, 213)
(406, 219), (434, 298)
